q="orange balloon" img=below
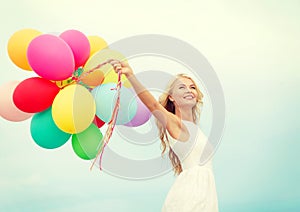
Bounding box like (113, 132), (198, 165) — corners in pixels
(7, 28), (42, 71)
(80, 70), (104, 87)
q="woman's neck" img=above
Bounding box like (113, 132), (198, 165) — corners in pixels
(175, 107), (193, 122)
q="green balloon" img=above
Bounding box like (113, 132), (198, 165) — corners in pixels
(30, 107), (71, 149)
(72, 124), (103, 160)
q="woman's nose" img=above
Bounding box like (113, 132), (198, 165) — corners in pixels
(185, 87), (192, 93)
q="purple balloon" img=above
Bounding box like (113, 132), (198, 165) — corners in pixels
(27, 34), (75, 81)
(124, 97), (152, 127)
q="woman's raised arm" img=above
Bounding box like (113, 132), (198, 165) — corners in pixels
(108, 59), (188, 141)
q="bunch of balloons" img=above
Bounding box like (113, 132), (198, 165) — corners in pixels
(0, 28), (152, 161)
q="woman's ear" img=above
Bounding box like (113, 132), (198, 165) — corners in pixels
(168, 95), (174, 102)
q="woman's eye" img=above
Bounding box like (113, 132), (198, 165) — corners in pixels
(179, 86), (184, 89)
(191, 86), (196, 89)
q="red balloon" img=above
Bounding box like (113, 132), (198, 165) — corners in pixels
(93, 115), (105, 128)
(13, 77), (60, 113)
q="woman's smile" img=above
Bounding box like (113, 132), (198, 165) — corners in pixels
(183, 94), (195, 100)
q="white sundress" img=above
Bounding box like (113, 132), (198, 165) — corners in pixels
(161, 120), (219, 212)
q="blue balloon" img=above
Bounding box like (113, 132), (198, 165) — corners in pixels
(92, 83), (137, 125)
(30, 107), (71, 149)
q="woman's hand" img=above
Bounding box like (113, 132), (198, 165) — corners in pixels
(106, 60), (185, 141)
(108, 59), (133, 78)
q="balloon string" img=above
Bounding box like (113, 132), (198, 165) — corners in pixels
(90, 71), (122, 171)
(59, 61), (110, 90)
(77, 61), (110, 81)
(58, 59), (122, 171)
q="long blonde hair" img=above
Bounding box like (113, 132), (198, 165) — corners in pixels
(157, 74), (204, 175)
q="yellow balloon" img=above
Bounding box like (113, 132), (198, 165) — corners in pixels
(7, 28), (42, 71)
(52, 84), (96, 134)
(103, 69), (132, 88)
(87, 35), (108, 57)
(83, 48), (128, 87)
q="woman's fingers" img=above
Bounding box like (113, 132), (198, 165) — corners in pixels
(108, 60), (122, 73)
(107, 59), (128, 74)
(113, 63), (121, 70)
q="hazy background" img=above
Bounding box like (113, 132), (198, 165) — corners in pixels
(0, 0), (299, 211)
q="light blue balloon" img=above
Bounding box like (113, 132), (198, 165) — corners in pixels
(92, 83), (137, 125)
(30, 107), (71, 149)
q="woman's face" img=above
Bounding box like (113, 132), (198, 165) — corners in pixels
(169, 77), (198, 108)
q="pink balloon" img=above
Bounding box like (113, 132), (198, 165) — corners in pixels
(27, 34), (75, 81)
(0, 81), (33, 122)
(125, 97), (152, 127)
(60, 29), (90, 68)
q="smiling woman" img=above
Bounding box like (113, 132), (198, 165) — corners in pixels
(161, 74), (203, 125)
(109, 59), (219, 212)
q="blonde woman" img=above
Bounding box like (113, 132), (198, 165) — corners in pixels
(109, 59), (219, 212)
